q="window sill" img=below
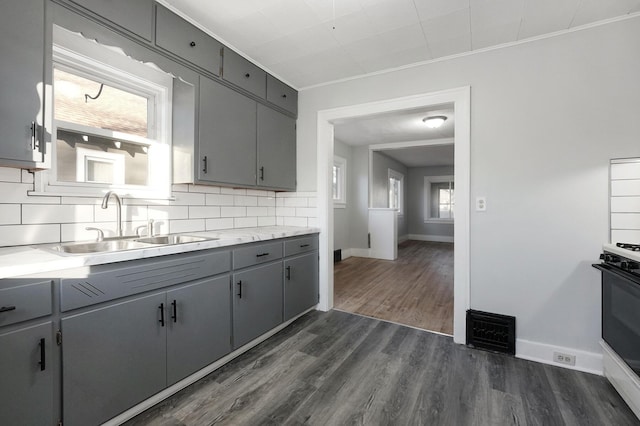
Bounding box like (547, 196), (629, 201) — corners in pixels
(28, 190), (176, 202)
(424, 219), (454, 224)
(333, 203), (347, 209)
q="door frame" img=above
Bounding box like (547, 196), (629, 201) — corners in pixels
(316, 86), (471, 344)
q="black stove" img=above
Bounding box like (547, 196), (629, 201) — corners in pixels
(616, 242), (640, 251)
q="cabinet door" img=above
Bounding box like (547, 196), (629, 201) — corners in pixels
(62, 293), (166, 426)
(0, 322), (53, 425)
(198, 77), (257, 186)
(69, 0), (154, 41)
(0, 0), (45, 166)
(284, 252), (319, 321)
(166, 275), (232, 385)
(257, 104), (296, 190)
(233, 262), (283, 348)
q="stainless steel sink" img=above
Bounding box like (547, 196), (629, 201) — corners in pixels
(49, 239), (152, 254)
(134, 235), (216, 245)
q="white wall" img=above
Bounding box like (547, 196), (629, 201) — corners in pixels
(333, 140), (351, 251)
(371, 151), (408, 238)
(297, 16), (640, 359)
(349, 146), (370, 250)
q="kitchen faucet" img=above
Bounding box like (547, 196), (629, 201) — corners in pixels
(102, 191), (123, 237)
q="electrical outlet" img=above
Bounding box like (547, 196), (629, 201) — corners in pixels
(553, 351), (576, 366)
(476, 196), (487, 211)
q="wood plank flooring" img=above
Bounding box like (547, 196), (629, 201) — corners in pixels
(334, 240), (454, 334)
(125, 310), (639, 426)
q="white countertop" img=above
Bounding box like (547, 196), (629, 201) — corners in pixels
(0, 226), (319, 279)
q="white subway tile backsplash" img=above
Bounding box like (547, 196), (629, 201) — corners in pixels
(611, 180), (640, 197)
(221, 206), (246, 217)
(276, 217), (284, 226)
(307, 197), (317, 207)
(258, 216), (276, 227)
(148, 205), (189, 221)
(611, 197), (640, 212)
(276, 207), (296, 217)
(172, 184), (190, 192)
(206, 217), (234, 230)
(276, 198), (285, 207)
(0, 167), (22, 183)
(0, 224), (59, 246)
(234, 195), (258, 206)
(1, 182), (59, 204)
(296, 207), (316, 218)
(61, 196), (103, 205)
(232, 188), (247, 195)
(247, 207), (268, 217)
(284, 217), (308, 227)
(188, 184), (220, 194)
(612, 229), (640, 244)
(611, 213), (640, 230)
(172, 191), (206, 206)
(234, 217), (258, 228)
(284, 197), (308, 207)
(169, 219), (205, 234)
(258, 197), (276, 207)
(189, 206), (221, 219)
(220, 187), (236, 194)
(611, 162), (640, 180)
(0, 204), (21, 225)
(21, 170), (34, 184)
(246, 189), (268, 196)
(206, 194), (234, 206)
(307, 217), (318, 227)
(95, 205), (148, 223)
(23, 204), (94, 224)
(267, 206), (277, 217)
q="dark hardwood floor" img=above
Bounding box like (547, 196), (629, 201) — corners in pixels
(334, 240), (454, 334)
(126, 310), (639, 426)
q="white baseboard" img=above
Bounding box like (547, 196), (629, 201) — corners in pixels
(398, 234), (409, 243)
(516, 338), (603, 375)
(408, 233), (454, 243)
(340, 248), (352, 260)
(349, 248), (371, 258)
(602, 340), (640, 420)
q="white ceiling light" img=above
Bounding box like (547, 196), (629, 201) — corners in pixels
(422, 116), (447, 129)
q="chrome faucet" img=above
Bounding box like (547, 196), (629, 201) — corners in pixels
(101, 191), (123, 237)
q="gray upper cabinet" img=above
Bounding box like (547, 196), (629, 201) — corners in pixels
(257, 104), (296, 190)
(62, 293), (167, 426)
(266, 74), (298, 115)
(68, 0), (154, 41)
(233, 262), (283, 348)
(156, 4), (222, 76)
(0, 0), (46, 168)
(166, 276), (232, 385)
(198, 76), (257, 186)
(0, 322), (54, 425)
(222, 48), (266, 98)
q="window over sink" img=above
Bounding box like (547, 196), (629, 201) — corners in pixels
(35, 26), (173, 198)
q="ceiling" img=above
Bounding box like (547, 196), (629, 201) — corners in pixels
(378, 143), (454, 168)
(162, 0), (640, 88)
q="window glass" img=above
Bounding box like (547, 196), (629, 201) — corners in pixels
(425, 176), (455, 222)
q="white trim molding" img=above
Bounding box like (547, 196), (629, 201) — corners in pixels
(409, 234), (454, 243)
(516, 338), (603, 375)
(316, 86), (471, 344)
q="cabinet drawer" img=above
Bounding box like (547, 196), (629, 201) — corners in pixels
(60, 250), (230, 311)
(233, 242), (283, 269)
(155, 5), (222, 75)
(266, 75), (297, 115)
(69, 0), (154, 41)
(0, 280), (52, 327)
(284, 235), (319, 257)
(222, 49), (266, 98)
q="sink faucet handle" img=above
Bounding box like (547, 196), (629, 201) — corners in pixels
(148, 219), (155, 237)
(85, 227), (104, 242)
(135, 225), (147, 237)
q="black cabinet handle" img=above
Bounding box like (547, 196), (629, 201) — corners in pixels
(189, 41), (196, 47)
(0, 306), (16, 313)
(202, 156), (208, 173)
(281, 94), (287, 98)
(245, 73), (250, 78)
(159, 303), (165, 327)
(171, 300), (177, 323)
(259, 166), (264, 181)
(38, 338), (45, 371)
(256, 252), (270, 257)
(286, 266), (291, 280)
(300, 244), (310, 248)
(31, 121), (37, 150)
(237, 280), (242, 299)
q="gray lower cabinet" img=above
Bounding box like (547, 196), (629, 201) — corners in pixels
(0, 322), (54, 425)
(257, 104), (296, 190)
(233, 262), (283, 348)
(198, 76), (257, 187)
(0, 0), (46, 168)
(62, 292), (167, 426)
(284, 252), (319, 321)
(166, 276), (232, 385)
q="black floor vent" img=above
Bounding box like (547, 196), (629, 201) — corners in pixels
(334, 249), (342, 263)
(466, 309), (516, 355)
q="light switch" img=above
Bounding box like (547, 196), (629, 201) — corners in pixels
(476, 196), (487, 211)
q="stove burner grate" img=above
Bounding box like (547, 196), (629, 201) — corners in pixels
(616, 242), (640, 251)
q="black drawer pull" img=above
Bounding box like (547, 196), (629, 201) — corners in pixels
(282, 94), (287, 98)
(202, 156), (208, 173)
(189, 41), (196, 47)
(245, 73), (250, 78)
(171, 300), (177, 323)
(0, 306), (16, 313)
(256, 252), (270, 257)
(300, 244), (310, 248)
(38, 338), (45, 371)
(159, 303), (165, 327)
(237, 280), (242, 299)
(286, 266), (291, 280)
(259, 166), (265, 181)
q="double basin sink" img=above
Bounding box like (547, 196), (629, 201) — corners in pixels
(49, 234), (217, 255)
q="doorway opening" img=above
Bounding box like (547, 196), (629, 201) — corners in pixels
(316, 87), (470, 344)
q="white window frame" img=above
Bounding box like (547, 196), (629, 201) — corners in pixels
(333, 155), (347, 208)
(424, 175), (455, 223)
(35, 26), (173, 199)
(388, 168), (404, 216)
(76, 147), (125, 184)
